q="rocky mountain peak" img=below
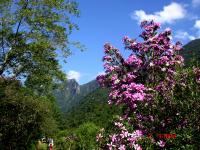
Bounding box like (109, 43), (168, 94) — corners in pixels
(67, 79), (80, 95)
(54, 79), (99, 112)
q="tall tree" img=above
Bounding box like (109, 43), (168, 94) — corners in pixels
(0, 0), (81, 94)
(0, 77), (58, 150)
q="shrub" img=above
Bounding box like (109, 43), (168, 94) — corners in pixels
(97, 21), (200, 149)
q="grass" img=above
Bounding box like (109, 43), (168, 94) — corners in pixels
(36, 141), (48, 150)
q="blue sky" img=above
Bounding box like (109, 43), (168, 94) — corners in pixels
(60, 0), (200, 84)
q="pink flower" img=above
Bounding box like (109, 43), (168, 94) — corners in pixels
(125, 55), (142, 66)
(157, 140), (166, 147)
(104, 63), (115, 72)
(119, 145), (126, 150)
(165, 28), (171, 35)
(114, 122), (123, 128)
(132, 93), (145, 101)
(133, 130), (143, 138)
(104, 43), (113, 53)
(107, 142), (116, 150)
(174, 55), (184, 64)
(159, 56), (169, 65)
(134, 144), (143, 150)
(129, 83), (146, 92)
(120, 130), (129, 138)
(149, 115), (154, 121)
(123, 91), (132, 99)
(96, 133), (103, 142)
(111, 74), (118, 81)
(110, 134), (117, 142)
(103, 55), (112, 62)
(109, 90), (119, 99)
(193, 67), (200, 84)
(96, 74), (106, 86)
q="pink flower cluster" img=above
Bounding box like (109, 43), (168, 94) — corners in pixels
(106, 119), (143, 150)
(97, 20), (185, 149)
(125, 55), (142, 66)
(193, 67), (200, 84)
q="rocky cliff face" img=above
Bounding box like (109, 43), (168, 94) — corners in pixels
(54, 79), (99, 112)
(80, 80), (99, 97)
(67, 79), (80, 95)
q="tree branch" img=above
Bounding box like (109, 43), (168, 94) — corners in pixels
(0, 0), (29, 76)
(14, 0), (29, 42)
(1, 18), (5, 59)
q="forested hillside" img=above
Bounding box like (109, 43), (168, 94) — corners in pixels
(181, 39), (200, 65)
(64, 88), (120, 128)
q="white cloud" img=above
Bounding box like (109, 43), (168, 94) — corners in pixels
(175, 31), (196, 41)
(192, 0), (200, 6)
(194, 20), (200, 30)
(194, 20), (200, 38)
(67, 70), (81, 81)
(132, 2), (186, 24)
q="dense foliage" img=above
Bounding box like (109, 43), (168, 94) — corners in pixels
(53, 88), (120, 149)
(64, 88), (120, 128)
(0, 0), (81, 95)
(97, 21), (200, 149)
(0, 77), (58, 150)
(55, 122), (100, 150)
(0, 0), (81, 149)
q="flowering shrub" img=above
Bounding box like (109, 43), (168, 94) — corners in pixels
(97, 21), (200, 149)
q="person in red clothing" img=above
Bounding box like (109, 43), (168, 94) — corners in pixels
(48, 138), (53, 150)
(49, 144), (53, 150)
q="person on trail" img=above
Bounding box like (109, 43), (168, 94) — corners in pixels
(48, 138), (53, 150)
(49, 144), (53, 150)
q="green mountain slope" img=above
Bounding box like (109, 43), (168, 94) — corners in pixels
(181, 38), (200, 65)
(64, 88), (120, 129)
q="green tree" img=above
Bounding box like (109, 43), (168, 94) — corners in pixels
(0, 1), (82, 149)
(0, 0), (81, 95)
(0, 77), (58, 150)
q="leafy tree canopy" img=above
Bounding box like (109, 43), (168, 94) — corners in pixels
(0, 77), (58, 150)
(0, 0), (81, 95)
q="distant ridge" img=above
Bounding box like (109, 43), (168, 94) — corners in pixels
(181, 38), (200, 65)
(54, 79), (99, 112)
